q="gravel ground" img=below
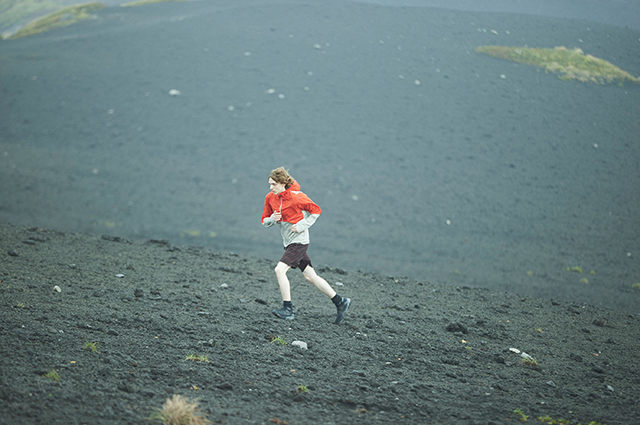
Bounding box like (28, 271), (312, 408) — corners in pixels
(2, 223), (639, 425)
(1, 1), (639, 423)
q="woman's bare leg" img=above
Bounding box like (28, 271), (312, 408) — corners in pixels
(274, 261), (292, 301)
(303, 266), (336, 298)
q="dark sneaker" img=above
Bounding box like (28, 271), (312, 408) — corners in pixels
(334, 297), (351, 323)
(272, 306), (294, 320)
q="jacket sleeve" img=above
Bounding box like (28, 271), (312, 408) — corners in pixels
(261, 196), (275, 227)
(294, 194), (322, 232)
(295, 212), (320, 232)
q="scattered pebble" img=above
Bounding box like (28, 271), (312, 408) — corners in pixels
(54, 285), (61, 293)
(446, 322), (468, 333)
(291, 341), (308, 350)
(168, 89), (181, 96)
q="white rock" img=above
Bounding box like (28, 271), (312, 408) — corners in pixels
(53, 285), (61, 293)
(509, 348), (521, 354)
(115, 274), (125, 278)
(168, 89), (181, 96)
(220, 283), (229, 288)
(521, 352), (533, 360)
(291, 340), (308, 349)
(335, 282), (344, 286)
(607, 385), (615, 392)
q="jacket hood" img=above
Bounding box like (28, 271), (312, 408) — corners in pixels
(277, 179), (300, 199)
(288, 179), (300, 192)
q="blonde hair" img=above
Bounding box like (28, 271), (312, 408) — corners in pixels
(269, 167), (294, 189)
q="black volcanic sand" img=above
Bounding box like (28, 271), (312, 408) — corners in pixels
(2, 223), (640, 425)
(0, 1), (639, 314)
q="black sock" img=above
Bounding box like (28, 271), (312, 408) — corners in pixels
(283, 301), (293, 309)
(331, 294), (342, 306)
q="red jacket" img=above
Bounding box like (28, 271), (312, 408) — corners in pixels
(261, 179), (322, 246)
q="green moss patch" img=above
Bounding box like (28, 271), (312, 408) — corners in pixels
(475, 45), (640, 85)
(9, 2), (106, 39)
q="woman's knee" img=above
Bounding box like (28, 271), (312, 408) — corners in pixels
(275, 262), (289, 276)
(302, 267), (316, 281)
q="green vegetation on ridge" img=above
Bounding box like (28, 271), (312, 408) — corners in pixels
(0, 0), (60, 30)
(475, 45), (640, 85)
(121, 0), (185, 7)
(9, 2), (106, 39)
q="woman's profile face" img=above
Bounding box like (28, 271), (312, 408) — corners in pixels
(269, 178), (286, 195)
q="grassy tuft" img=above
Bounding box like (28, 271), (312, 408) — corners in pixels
(270, 335), (288, 345)
(9, 2), (106, 39)
(149, 394), (211, 425)
(513, 408), (529, 421)
(184, 353), (209, 362)
(43, 370), (60, 381)
(475, 45), (640, 85)
(121, 0), (186, 7)
(84, 341), (99, 352)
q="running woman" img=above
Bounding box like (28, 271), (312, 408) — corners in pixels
(261, 167), (351, 323)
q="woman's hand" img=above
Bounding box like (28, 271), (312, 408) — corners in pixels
(271, 211), (282, 222)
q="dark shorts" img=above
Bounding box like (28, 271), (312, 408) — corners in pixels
(280, 243), (312, 271)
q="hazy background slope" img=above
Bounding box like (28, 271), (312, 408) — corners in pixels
(1, 0), (639, 312)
